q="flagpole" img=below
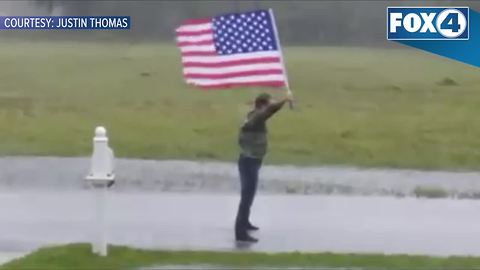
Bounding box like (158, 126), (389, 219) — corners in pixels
(268, 8), (294, 109)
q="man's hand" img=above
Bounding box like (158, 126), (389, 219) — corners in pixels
(285, 91), (294, 102)
(285, 91), (294, 109)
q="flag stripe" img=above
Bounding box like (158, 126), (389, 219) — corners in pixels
(176, 28), (213, 37)
(179, 44), (215, 53)
(187, 74), (286, 85)
(176, 22), (213, 33)
(177, 40), (215, 47)
(183, 63), (283, 74)
(181, 51), (281, 64)
(176, 34), (213, 43)
(185, 69), (284, 79)
(180, 18), (211, 26)
(194, 81), (286, 89)
(182, 57), (281, 68)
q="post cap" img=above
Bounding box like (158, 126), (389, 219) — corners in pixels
(95, 126), (107, 138)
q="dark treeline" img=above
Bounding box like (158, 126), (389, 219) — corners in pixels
(27, 0), (478, 45)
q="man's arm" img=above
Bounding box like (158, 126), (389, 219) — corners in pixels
(243, 93), (294, 128)
(246, 98), (289, 126)
(261, 99), (287, 119)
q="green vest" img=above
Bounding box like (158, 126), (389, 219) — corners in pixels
(238, 110), (268, 159)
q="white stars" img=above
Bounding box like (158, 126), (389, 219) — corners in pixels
(213, 11), (277, 55)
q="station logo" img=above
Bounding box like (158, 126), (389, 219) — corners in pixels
(387, 7), (469, 40)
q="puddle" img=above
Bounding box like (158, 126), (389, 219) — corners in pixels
(0, 157), (479, 198)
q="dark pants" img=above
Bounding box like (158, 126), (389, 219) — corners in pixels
(235, 154), (262, 236)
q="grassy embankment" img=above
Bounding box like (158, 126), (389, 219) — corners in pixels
(0, 41), (479, 169)
(5, 243), (480, 269)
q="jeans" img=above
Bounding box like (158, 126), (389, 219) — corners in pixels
(235, 154), (263, 236)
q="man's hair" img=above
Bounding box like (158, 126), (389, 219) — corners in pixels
(255, 93), (271, 108)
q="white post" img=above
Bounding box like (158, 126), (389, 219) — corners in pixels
(86, 126), (115, 257)
(94, 185), (107, 256)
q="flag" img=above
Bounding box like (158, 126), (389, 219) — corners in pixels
(175, 9), (288, 89)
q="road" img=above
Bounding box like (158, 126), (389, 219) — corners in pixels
(1, 156), (480, 197)
(2, 191), (480, 257)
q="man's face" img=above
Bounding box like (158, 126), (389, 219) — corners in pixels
(259, 99), (270, 109)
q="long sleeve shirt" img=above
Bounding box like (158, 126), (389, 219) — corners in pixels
(238, 100), (286, 159)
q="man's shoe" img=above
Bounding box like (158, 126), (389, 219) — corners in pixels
(236, 234), (259, 243)
(246, 223), (259, 231)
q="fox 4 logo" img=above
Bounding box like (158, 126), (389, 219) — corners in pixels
(387, 7), (469, 40)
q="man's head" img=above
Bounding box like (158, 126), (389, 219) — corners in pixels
(255, 93), (271, 109)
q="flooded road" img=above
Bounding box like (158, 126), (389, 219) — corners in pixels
(2, 191), (480, 257)
(1, 156), (480, 262)
(1, 156), (480, 197)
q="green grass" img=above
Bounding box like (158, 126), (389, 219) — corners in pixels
(1, 40), (480, 169)
(414, 186), (450, 199)
(4, 243), (480, 270)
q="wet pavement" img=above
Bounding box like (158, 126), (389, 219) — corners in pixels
(2, 156), (480, 265)
(2, 191), (480, 257)
(1, 156), (480, 197)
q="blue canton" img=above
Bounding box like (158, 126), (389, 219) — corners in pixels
(212, 10), (278, 55)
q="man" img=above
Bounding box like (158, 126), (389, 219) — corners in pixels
(235, 92), (293, 242)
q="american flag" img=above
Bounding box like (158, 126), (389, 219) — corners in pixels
(176, 9), (288, 89)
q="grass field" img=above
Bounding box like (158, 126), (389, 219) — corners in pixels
(1, 40), (480, 169)
(4, 243), (480, 269)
